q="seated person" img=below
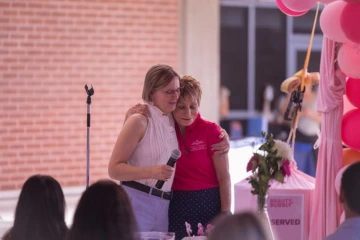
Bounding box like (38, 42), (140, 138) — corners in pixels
(325, 162), (360, 240)
(2, 175), (68, 240)
(208, 211), (272, 240)
(65, 180), (137, 240)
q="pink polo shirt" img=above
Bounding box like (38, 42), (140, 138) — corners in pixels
(171, 113), (222, 191)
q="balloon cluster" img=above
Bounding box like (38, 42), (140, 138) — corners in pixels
(342, 79), (360, 151)
(276, 0), (334, 17)
(320, 1), (360, 79)
(339, 76), (360, 224)
(276, 0), (360, 79)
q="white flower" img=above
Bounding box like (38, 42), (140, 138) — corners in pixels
(274, 140), (293, 162)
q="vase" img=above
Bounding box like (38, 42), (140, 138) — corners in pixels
(257, 194), (275, 240)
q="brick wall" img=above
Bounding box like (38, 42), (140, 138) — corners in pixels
(0, 0), (179, 190)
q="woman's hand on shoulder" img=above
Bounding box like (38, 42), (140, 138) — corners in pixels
(124, 104), (150, 123)
(211, 128), (230, 156)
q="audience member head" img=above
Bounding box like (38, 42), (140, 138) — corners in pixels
(66, 180), (137, 240)
(2, 174), (67, 240)
(340, 161), (360, 218)
(208, 212), (271, 240)
(172, 75), (202, 129)
(142, 64), (180, 114)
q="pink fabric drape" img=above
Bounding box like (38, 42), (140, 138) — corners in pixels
(308, 37), (346, 240)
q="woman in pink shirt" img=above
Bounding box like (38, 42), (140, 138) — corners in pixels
(169, 76), (231, 240)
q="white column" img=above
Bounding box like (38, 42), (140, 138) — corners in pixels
(178, 0), (220, 123)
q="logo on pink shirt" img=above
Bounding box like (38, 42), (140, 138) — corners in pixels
(190, 140), (206, 151)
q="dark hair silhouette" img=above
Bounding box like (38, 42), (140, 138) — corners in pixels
(341, 161), (360, 214)
(2, 175), (67, 240)
(65, 180), (137, 240)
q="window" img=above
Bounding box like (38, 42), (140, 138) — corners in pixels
(296, 51), (321, 73)
(255, 8), (286, 111)
(293, 9), (323, 34)
(221, 7), (248, 110)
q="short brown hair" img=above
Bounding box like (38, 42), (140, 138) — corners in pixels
(180, 75), (202, 105)
(142, 64), (180, 103)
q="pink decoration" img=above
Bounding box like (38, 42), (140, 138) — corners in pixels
(310, 37), (345, 240)
(318, 0), (337, 3)
(346, 78), (360, 108)
(246, 156), (259, 172)
(340, 2), (360, 43)
(320, 1), (349, 43)
(205, 224), (214, 235)
(342, 109), (360, 151)
(337, 43), (360, 79)
(276, 0), (308, 16)
(344, 95), (356, 114)
(280, 159), (291, 177)
(282, 0), (317, 12)
(185, 222), (192, 237)
(197, 223), (205, 236)
(334, 165), (349, 195)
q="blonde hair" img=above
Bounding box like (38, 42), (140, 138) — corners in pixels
(142, 64), (180, 103)
(180, 75), (202, 105)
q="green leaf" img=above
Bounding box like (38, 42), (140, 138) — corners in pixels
(273, 170), (285, 183)
(260, 174), (270, 183)
(259, 160), (269, 175)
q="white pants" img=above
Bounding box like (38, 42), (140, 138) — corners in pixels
(123, 185), (170, 232)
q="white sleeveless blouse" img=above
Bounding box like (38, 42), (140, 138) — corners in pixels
(127, 104), (179, 191)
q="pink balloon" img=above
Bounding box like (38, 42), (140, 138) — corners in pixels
(344, 95), (356, 114)
(342, 109), (360, 151)
(282, 0), (317, 12)
(334, 165), (349, 195)
(320, 1), (349, 43)
(276, 0), (308, 16)
(346, 78), (360, 108)
(341, 2), (360, 43)
(318, 0), (337, 3)
(338, 43), (360, 79)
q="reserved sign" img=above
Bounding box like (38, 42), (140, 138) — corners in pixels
(267, 194), (304, 240)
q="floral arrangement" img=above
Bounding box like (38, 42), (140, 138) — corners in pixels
(246, 132), (293, 212)
(185, 222), (213, 238)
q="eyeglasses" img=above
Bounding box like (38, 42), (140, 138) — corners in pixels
(163, 88), (180, 96)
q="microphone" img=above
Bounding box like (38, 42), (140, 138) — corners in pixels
(155, 149), (181, 189)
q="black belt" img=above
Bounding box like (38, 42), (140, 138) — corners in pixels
(122, 181), (173, 200)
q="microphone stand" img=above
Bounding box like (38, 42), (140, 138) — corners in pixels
(85, 85), (94, 188)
